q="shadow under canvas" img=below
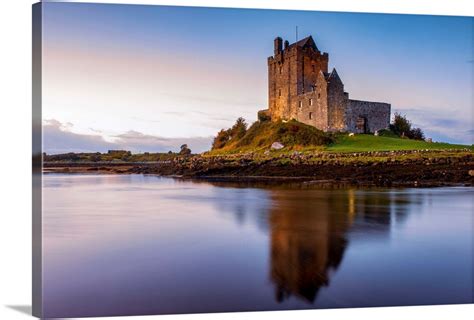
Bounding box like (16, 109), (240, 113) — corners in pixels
(6, 305), (32, 316)
(7, 304), (68, 319)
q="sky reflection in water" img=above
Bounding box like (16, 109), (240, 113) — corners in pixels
(42, 174), (474, 318)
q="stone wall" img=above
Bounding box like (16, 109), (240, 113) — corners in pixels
(326, 71), (347, 131)
(346, 99), (391, 133)
(299, 48), (329, 95)
(292, 71), (328, 130)
(268, 48), (297, 120)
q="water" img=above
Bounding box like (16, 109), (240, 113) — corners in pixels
(42, 174), (474, 318)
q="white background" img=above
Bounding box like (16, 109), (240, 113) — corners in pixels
(0, 0), (472, 319)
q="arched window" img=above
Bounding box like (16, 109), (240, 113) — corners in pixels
(309, 112), (313, 119)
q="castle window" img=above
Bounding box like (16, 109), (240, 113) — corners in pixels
(279, 66), (282, 74)
(299, 101), (303, 108)
(278, 89), (281, 97)
(309, 112), (313, 119)
(309, 98), (313, 106)
(318, 93), (321, 98)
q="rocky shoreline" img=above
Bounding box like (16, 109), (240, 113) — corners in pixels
(43, 149), (474, 187)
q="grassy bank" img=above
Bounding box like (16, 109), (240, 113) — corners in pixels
(209, 132), (472, 156)
(327, 134), (472, 152)
(210, 119), (471, 156)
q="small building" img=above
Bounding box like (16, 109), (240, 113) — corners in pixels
(259, 35), (391, 133)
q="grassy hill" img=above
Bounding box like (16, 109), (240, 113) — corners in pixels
(210, 119), (471, 155)
(211, 119), (332, 154)
(328, 134), (472, 152)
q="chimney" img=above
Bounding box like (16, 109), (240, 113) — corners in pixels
(284, 40), (289, 49)
(274, 37), (283, 55)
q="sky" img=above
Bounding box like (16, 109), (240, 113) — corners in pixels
(40, 2), (473, 153)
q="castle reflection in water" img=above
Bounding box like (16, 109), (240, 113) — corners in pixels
(206, 181), (417, 305)
(267, 187), (414, 303)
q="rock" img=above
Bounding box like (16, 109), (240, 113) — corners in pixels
(348, 133), (355, 137)
(374, 130), (379, 136)
(469, 170), (474, 177)
(271, 142), (284, 150)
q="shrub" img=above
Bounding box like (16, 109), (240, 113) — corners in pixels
(378, 128), (398, 138)
(212, 129), (232, 150)
(230, 117), (248, 139)
(179, 144), (192, 155)
(408, 127), (425, 140)
(276, 120), (333, 146)
(257, 110), (271, 122)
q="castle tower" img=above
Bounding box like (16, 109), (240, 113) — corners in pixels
(267, 36), (329, 124)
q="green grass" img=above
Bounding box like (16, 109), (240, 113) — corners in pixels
(327, 134), (472, 152)
(209, 119), (472, 156)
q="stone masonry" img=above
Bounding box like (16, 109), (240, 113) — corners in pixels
(259, 35), (391, 133)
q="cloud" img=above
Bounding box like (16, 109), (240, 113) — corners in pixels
(88, 127), (103, 134)
(112, 130), (212, 153)
(43, 119), (116, 154)
(43, 119), (213, 154)
(393, 107), (473, 144)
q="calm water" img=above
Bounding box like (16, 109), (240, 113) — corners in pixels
(42, 174), (474, 318)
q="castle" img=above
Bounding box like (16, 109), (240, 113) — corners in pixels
(258, 36), (391, 133)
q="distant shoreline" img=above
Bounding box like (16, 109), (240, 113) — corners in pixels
(43, 149), (474, 188)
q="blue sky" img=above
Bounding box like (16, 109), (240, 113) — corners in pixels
(41, 2), (473, 153)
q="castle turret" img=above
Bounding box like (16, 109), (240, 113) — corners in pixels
(274, 37), (283, 55)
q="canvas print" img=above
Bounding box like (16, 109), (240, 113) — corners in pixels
(32, 1), (474, 318)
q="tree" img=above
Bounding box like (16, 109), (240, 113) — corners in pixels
(408, 127), (425, 140)
(179, 144), (192, 156)
(212, 128), (231, 150)
(390, 113), (412, 137)
(230, 117), (247, 139)
(389, 113), (424, 140)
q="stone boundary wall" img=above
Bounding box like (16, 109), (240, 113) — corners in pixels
(346, 99), (391, 133)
